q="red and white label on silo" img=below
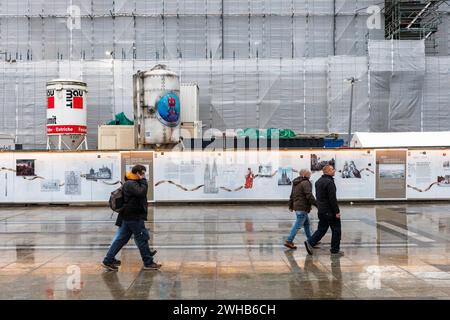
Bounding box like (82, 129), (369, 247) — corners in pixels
(47, 125), (87, 134)
(47, 87), (87, 135)
(73, 96), (83, 109)
(47, 96), (55, 109)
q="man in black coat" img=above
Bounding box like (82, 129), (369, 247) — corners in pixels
(103, 165), (161, 271)
(304, 165), (343, 256)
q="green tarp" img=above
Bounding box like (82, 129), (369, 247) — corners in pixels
(236, 128), (296, 139)
(107, 112), (134, 125)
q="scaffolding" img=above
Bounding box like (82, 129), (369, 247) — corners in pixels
(385, 0), (447, 52)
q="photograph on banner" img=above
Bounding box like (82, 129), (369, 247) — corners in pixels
(310, 152), (336, 191)
(16, 159), (35, 176)
(407, 149), (450, 199)
(84, 165), (113, 180)
(379, 164), (405, 178)
(258, 164), (273, 177)
(311, 153), (336, 172)
(334, 150), (375, 199)
(277, 167), (293, 186)
(376, 150), (407, 199)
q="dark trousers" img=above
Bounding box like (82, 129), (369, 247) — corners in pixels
(309, 212), (341, 253)
(104, 219), (154, 266)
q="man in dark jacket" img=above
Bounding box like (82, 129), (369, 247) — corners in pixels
(284, 169), (317, 249)
(102, 165), (161, 271)
(304, 165), (343, 256)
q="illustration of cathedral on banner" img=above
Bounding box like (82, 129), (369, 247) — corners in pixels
(204, 159), (219, 194)
(278, 167), (293, 186)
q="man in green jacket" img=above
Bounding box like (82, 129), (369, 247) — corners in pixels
(284, 169), (317, 249)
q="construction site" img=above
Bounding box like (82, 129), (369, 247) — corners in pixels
(1, 1), (450, 304)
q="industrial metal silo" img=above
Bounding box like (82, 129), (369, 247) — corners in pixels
(133, 64), (181, 148)
(46, 79), (88, 150)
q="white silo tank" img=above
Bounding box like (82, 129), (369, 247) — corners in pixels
(138, 64), (181, 146)
(46, 79), (88, 150)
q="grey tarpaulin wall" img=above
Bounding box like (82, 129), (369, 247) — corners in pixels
(0, 1), (449, 149)
(328, 56), (369, 133)
(368, 40), (425, 132)
(3, 43), (450, 149)
(0, 1), (384, 60)
(423, 56), (450, 131)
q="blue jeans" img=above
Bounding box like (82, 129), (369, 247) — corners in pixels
(104, 219), (154, 266)
(109, 225), (140, 249)
(287, 211), (312, 242)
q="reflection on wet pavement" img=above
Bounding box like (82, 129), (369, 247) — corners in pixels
(0, 203), (450, 299)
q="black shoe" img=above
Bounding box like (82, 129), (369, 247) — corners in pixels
(112, 258), (121, 266)
(304, 241), (313, 255)
(102, 261), (119, 271)
(150, 249), (157, 256)
(143, 263), (162, 270)
(330, 251), (344, 257)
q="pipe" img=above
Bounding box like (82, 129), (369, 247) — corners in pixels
(221, 0), (224, 59)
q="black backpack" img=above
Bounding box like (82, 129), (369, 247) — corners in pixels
(109, 185), (125, 213)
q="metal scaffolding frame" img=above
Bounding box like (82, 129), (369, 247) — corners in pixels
(385, 0), (447, 52)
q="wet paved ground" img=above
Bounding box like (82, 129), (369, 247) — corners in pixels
(0, 202), (450, 299)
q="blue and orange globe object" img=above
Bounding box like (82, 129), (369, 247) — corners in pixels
(156, 92), (180, 127)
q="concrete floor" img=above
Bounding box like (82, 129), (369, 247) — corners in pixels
(0, 202), (450, 299)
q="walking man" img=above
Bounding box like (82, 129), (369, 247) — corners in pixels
(102, 165), (161, 271)
(284, 169), (317, 249)
(304, 165), (343, 256)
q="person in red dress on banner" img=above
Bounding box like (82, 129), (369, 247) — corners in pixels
(245, 168), (255, 189)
